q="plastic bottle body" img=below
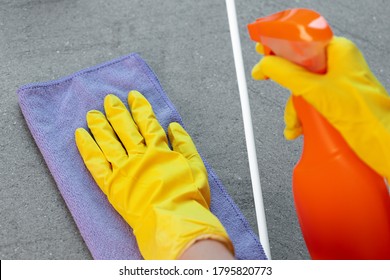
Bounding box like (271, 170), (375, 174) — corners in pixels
(293, 96), (390, 259)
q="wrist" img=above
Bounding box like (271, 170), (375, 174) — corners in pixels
(178, 238), (235, 260)
(133, 201), (233, 259)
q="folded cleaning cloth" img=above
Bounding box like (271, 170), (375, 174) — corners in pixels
(17, 53), (266, 260)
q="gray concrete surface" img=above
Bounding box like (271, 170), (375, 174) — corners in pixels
(0, 0), (389, 260)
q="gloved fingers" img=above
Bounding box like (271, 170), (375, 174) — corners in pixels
(104, 94), (145, 153)
(283, 96), (302, 140)
(251, 61), (268, 80)
(86, 110), (128, 168)
(252, 43), (268, 80)
(168, 122), (211, 204)
(128, 90), (169, 149)
(255, 42), (265, 55)
(256, 55), (320, 94)
(75, 128), (112, 192)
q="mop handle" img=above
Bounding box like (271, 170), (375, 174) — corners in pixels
(225, 0), (271, 259)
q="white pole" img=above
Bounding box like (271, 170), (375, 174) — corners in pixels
(225, 0), (271, 259)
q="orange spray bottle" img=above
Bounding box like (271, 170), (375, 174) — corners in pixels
(248, 8), (390, 259)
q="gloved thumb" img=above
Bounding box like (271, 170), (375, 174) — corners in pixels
(168, 122), (211, 204)
(253, 55), (320, 94)
(168, 122), (202, 163)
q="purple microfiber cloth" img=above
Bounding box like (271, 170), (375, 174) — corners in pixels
(17, 53), (266, 260)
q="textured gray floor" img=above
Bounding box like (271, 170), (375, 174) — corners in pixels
(1, 0), (389, 260)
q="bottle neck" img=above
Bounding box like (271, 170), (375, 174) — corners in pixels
(292, 96), (350, 165)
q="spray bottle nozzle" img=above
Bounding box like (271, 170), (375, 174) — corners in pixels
(247, 8), (333, 73)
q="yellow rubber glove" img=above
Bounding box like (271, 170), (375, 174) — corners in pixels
(252, 37), (390, 180)
(75, 90), (234, 259)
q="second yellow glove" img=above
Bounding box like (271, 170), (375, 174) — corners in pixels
(252, 37), (390, 180)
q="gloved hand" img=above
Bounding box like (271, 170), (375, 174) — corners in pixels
(75, 90), (234, 259)
(252, 37), (390, 180)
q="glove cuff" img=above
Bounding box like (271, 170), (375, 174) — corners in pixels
(133, 200), (234, 259)
(177, 233), (235, 259)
